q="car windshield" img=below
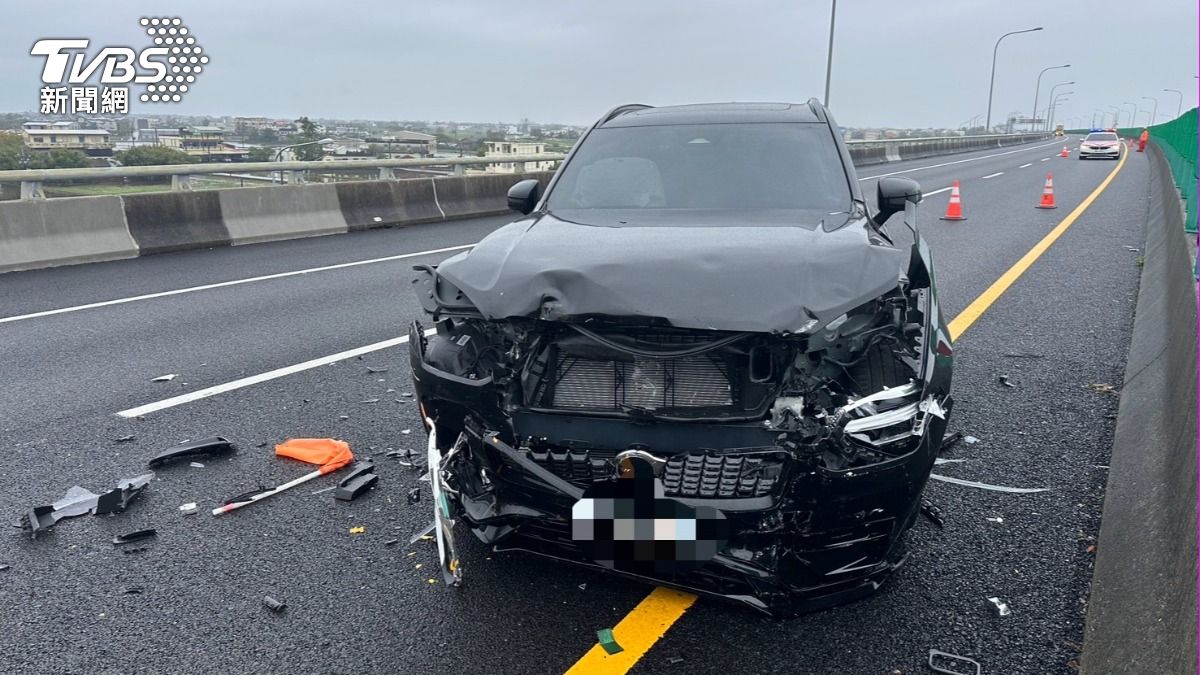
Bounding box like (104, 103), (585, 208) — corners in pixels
(546, 122), (853, 225)
(1086, 133), (1118, 142)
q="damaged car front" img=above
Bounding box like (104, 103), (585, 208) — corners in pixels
(408, 100), (953, 616)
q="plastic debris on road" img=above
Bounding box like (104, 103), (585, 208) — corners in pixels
(939, 431), (964, 452)
(179, 502), (198, 516)
(919, 498), (944, 528)
(928, 649), (981, 675)
(189, 462), (205, 469)
(147, 437), (236, 469)
(349, 526), (365, 534)
(112, 529), (157, 546)
(930, 474), (1049, 494)
(986, 516), (1004, 523)
(998, 374), (1016, 388)
(150, 374), (178, 382)
(987, 596), (1012, 616)
(963, 435), (980, 445)
(263, 596), (286, 613)
(597, 628), (624, 655)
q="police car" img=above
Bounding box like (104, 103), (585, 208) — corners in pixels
(1079, 129), (1121, 160)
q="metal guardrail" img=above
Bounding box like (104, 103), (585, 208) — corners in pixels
(0, 133), (1048, 200)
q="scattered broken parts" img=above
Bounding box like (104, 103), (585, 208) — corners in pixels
(112, 529), (157, 545)
(407, 488), (421, 505)
(997, 374), (1016, 388)
(147, 437), (237, 469)
(596, 628), (623, 655)
(94, 473), (154, 515)
(16, 473), (154, 536)
(928, 650), (981, 675)
(263, 596), (286, 613)
(334, 462), (379, 502)
(987, 596), (1012, 616)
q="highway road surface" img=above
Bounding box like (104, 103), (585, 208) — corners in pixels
(0, 138), (1148, 674)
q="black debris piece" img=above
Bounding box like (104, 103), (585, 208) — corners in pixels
(334, 473), (379, 502)
(407, 488), (421, 505)
(939, 431), (964, 453)
(997, 374), (1016, 388)
(122, 547), (149, 555)
(928, 649), (981, 675)
(339, 462), (376, 484)
(384, 539), (400, 546)
(1002, 352), (1045, 359)
(123, 586), (144, 595)
(0, 564), (9, 571)
(263, 596), (286, 613)
(147, 437), (236, 469)
(366, 366), (388, 374)
(112, 529), (157, 545)
(94, 473), (154, 515)
(223, 485), (270, 506)
(667, 657), (685, 666)
(919, 498), (945, 529)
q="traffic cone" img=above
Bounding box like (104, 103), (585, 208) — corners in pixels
(1036, 173), (1057, 209)
(1059, 145), (1069, 157)
(940, 180), (967, 221)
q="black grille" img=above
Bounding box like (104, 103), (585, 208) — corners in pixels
(526, 447), (785, 499)
(547, 355), (734, 411)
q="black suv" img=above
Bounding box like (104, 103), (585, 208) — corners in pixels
(408, 100), (954, 616)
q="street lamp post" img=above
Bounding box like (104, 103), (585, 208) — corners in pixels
(1123, 102), (1138, 129)
(986, 27), (1044, 131)
(1044, 82), (1074, 131)
(273, 137), (334, 184)
(1163, 88), (1184, 118)
(1142, 96), (1159, 125)
(1032, 64), (1070, 132)
(1107, 106), (1122, 128)
(823, 0), (837, 108)
(1049, 92), (1073, 132)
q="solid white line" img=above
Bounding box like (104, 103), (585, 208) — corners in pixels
(922, 186), (953, 198)
(117, 329), (436, 418)
(857, 139), (1061, 181)
(0, 244), (474, 325)
(981, 172), (1004, 179)
(1018, 163), (1033, 168)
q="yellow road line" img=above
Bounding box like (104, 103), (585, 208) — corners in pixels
(947, 146), (1127, 340)
(564, 587), (696, 674)
(564, 145), (1128, 674)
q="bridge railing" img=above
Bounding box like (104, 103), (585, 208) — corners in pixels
(0, 133), (1049, 200)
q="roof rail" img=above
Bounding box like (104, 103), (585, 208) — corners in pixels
(599, 103), (653, 125)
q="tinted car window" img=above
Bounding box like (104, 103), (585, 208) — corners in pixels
(1086, 133), (1118, 142)
(547, 123), (852, 218)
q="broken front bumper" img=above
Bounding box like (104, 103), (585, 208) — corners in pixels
(410, 330), (952, 616)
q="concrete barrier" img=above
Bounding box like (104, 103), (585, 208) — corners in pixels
(1079, 142), (1198, 673)
(433, 172), (554, 219)
(219, 183), (347, 245)
(335, 179), (443, 231)
(0, 195), (137, 273)
(122, 190), (229, 255)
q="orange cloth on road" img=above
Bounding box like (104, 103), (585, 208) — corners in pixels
(275, 438), (354, 474)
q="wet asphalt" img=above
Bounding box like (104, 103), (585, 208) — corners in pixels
(0, 139), (1149, 674)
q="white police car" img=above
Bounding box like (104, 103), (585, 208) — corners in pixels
(1079, 130), (1121, 160)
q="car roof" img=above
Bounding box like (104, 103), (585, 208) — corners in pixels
(600, 102), (825, 128)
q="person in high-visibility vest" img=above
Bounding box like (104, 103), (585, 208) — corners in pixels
(1138, 128), (1149, 153)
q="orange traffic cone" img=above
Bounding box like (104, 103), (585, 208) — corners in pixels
(1036, 173), (1057, 209)
(940, 180), (967, 221)
(1059, 145), (1069, 157)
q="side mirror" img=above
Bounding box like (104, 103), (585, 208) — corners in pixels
(874, 177), (922, 225)
(507, 179), (540, 215)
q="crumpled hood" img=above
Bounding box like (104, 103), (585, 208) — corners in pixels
(433, 213), (904, 333)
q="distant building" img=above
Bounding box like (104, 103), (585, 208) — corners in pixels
(151, 126), (245, 160)
(365, 131), (436, 157)
(21, 122), (112, 155)
(323, 138), (372, 157)
(483, 140), (554, 173)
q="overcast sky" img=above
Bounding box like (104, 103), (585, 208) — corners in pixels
(1, 0), (1196, 128)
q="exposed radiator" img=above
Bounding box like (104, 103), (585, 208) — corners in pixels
(548, 355), (733, 410)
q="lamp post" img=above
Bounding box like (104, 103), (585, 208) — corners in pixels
(1049, 92), (1073, 132)
(1106, 106), (1121, 127)
(1123, 102), (1138, 130)
(986, 27), (1044, 131)
(1163, 88), (1184, 118)
(273, 138), (334, 184)
(1044, 81), (1074, 130)
(823, 0), (837, 108)
(1139, 96), (1158, 125)
(1032, 64), (1070, 132)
